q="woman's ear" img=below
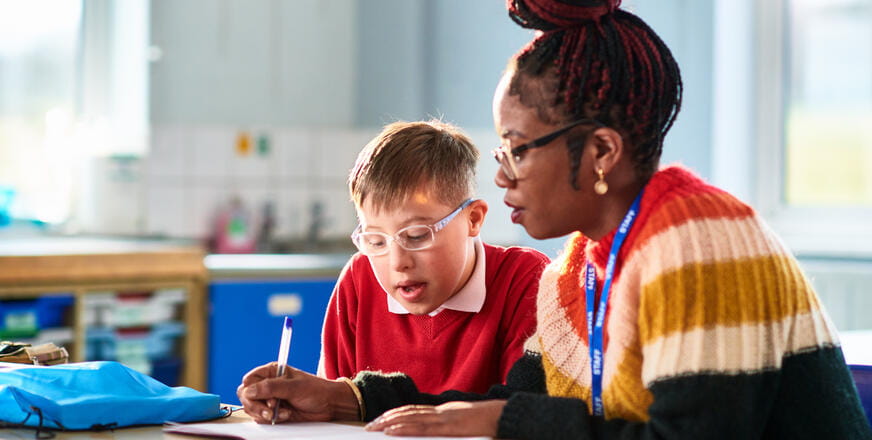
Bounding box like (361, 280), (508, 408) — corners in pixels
(589, 127), (625, 174)
(466, 199), (489, 236)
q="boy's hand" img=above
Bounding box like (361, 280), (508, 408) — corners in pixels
(364, 400), (506, 437)
(236, 363), (360, 423)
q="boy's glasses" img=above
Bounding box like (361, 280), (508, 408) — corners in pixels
(351, 199), (474, 257)
(492, 118), (604, 181)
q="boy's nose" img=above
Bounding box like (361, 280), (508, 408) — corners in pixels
(389, 242), (414, 271)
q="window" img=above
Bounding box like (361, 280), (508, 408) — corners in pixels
(0, 1), (82, 223)
(0, 0), (149, 226)
(784, 0), (872, 207)
(755, 0), (872, 256)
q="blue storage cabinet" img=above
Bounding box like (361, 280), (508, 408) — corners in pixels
(0, 295), (74, 339)
(209, 279), (335, 405)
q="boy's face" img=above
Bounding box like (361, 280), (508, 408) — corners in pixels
(356, 193), (486, 315)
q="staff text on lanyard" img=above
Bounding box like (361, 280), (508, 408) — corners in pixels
(586, 189), (644, 417)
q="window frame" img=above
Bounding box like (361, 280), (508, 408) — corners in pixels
(754, 0), (872, 258)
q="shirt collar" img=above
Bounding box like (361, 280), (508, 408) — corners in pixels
(386, 236), (486, 316)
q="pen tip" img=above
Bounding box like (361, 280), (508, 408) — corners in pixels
(283, 316), (293, 328)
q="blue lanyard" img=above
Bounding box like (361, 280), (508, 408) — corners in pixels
(586, 189), (644, 417)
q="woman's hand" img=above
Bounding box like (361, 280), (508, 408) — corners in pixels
(365, 400), (506, 437)
(236, 363), (360, 424)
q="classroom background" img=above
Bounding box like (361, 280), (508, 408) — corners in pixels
(1, 0), (870, 406)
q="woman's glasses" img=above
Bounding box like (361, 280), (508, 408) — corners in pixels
(351, 199), (474, 257)
(492, 119), (604, 181)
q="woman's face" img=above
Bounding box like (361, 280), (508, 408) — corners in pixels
(492, 73), (603, 239)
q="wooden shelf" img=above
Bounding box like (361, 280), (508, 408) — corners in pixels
(0, 238), (208, 391)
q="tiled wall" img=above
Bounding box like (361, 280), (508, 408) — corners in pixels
(143, 124), (521, 246)
(144, 124), (375, 241)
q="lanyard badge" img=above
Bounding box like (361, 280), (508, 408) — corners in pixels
(586, 189), (644, 416)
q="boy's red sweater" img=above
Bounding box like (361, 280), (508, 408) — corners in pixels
(319, 244), (547, 394)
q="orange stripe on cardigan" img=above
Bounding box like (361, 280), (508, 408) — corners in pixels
(634, 191), (756, 255)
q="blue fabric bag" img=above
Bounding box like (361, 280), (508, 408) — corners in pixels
(0, 361), (225, 430)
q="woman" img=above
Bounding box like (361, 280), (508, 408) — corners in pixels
(238, 1), (871, 438)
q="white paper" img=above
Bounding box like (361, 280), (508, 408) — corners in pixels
(163, 421), (490, 440)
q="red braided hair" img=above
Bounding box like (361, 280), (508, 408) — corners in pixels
(506, 0), (682, 181)
(515, 0), (619, 28)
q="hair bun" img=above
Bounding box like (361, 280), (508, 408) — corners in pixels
(508, 0), (620, 30)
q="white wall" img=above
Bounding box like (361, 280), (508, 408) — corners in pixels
(143, 0), (721, 254)
(144, 0), (534, 245)
(149, 0), (357, 126)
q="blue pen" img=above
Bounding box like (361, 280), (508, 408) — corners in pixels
(271, 316), (293, 424)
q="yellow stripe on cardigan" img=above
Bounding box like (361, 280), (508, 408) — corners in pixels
(638, 254), (820, 343)
(603, 344), (653, 422)
(542, 348), (591, 403)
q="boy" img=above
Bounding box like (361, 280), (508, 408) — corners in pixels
(317, 120), (548, 394)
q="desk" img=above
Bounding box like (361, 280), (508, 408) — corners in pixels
(0, 409), (251, 439)
(841, 329), (872, 365)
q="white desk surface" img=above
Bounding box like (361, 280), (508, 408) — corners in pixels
(0, 410), (252, 440)
(841, 329), (872, 365)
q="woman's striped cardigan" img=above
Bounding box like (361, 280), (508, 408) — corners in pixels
(352, 166), (871, 439)
(503, 165), (870, 438)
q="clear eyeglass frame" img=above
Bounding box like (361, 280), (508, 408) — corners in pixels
(351, 198), (475, 257)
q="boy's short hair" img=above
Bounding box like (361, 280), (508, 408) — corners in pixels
(349, 120), (479, 213)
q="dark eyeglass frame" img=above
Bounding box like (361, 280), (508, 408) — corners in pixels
(492, 118), (605, 181)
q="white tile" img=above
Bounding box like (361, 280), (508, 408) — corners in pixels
(275, 128), (314, 180)
(312, 129), (375, 180)
(230, 154), (273, 180)
(190, 126), (234, 179)
(146, 124), (190, 179)
(144, 181), (188, 238)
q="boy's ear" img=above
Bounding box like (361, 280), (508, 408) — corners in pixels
(466, 199), (488, 236)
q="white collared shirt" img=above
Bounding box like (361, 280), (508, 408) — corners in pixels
(384, 236), (486, 316)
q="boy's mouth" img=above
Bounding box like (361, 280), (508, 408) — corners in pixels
(396, 282), (426, 301)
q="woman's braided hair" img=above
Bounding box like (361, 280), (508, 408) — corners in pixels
(506, 0), (682, 182)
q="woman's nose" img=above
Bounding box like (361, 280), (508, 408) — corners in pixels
(494, 166), (514, 189)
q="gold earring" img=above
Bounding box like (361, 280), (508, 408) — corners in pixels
(594, 168), (608, 195)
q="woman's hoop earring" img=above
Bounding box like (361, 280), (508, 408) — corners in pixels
(594, 168), (609, 195)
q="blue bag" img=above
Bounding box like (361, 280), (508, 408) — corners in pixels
(0, 361), (225, 430)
